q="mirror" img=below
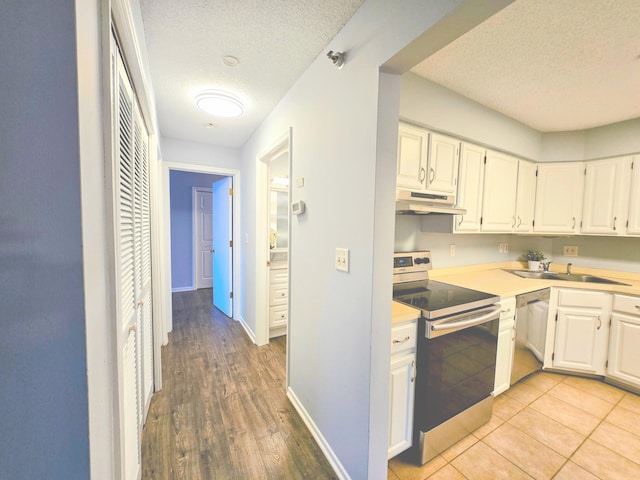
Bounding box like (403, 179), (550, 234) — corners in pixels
(269, 188), (288, 250)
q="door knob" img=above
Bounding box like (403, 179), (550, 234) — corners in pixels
(210, 248), (215, 253)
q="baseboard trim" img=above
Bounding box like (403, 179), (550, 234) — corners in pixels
(286, 387), (350, 480)
(236, 315), (257, 344)
(171, 286), (194, 293)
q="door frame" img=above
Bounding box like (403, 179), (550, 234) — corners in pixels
(192, 187), (213, 290)
(256, 129), (292, 347)
(163, 162), (241, 335)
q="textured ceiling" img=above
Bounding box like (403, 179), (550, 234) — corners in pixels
(411, 0), (640, 132)
(140, 0), (364, 147)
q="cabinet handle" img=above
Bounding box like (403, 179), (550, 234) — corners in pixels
(635, 305), (640, 310)
(429, 168), (435, 184)
(597, 316), (602, 330)
(501, 308), (511, 313)
(512, 216), (516, 228)
(393, 336), (411, 344)
(411, 360), (416, 383)
(572, 217), (576, 229)
(517, 216), (522, 227)
(613, 217), (617, 231)
(419, 167), (426, 183)
(457, 216), (463, 226)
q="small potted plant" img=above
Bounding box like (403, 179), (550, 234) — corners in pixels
(521, 249), (546, 271)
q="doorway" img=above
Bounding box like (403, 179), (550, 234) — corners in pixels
(163, 162), (241, 334)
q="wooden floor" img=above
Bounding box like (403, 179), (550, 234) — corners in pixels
(141, 288), (337, 480)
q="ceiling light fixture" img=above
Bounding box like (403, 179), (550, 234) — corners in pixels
(326, 50), (346, 69)
(195, 90), (245, 118)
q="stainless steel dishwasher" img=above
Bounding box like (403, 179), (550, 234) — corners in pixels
(510, 288), (550, 385)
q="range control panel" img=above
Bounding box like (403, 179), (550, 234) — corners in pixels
(393, 251), (432, 274)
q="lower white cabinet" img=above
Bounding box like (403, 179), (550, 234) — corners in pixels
(388, 319), (417, 459)
(549, 289), (611, 375)
(607, 294), (640, 389)
(494, 297), (516, 396)
(269, 268), (288, 332)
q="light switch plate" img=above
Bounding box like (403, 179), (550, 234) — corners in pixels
(335, 248), (349, 272)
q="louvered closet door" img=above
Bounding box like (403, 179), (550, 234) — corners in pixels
(113, 39), (140, 480)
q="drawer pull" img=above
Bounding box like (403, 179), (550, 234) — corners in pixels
(393, 336), (411, 344)
(501, 308), (511, 313)
(635, 305), (640, 309)
(597, 316), (602, 330)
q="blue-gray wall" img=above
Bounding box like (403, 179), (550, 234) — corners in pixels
(170, 170), (222, 290)
(0, 1), (90, 478)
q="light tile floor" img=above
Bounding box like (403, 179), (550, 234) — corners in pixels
(388, 372), (640, 480)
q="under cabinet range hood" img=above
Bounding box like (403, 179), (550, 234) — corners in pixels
(395, 189), (466, 215)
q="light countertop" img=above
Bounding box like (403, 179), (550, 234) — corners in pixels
(391, 301), (420, 325)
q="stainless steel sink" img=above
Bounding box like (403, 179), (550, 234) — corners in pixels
(505, 270), (630, 286)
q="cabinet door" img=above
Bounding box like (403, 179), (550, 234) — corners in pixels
(553, 307), (608, 375)
(481, 151), (519, 232)
(534, 162), (585, 233)
(388, 353), (416, 458)
(454, 142), (485, 232)
(494, 297), (516, 396)
(581, 157), (631, 235)
(514, 160), (537, 232)
(397, 123), (428, 190)
(426, 132), (459, 195)
(627, 156), (640, 235)
(607, 312), (640, 388)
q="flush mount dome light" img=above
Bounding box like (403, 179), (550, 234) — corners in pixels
(195, 91), (245, 118)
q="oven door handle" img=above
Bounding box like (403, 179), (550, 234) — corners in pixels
(430, 307), (500, 334)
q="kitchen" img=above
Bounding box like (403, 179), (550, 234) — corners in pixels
(387, 8), (640, 474)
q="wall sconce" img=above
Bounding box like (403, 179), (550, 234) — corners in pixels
(326, 50), (346, 69)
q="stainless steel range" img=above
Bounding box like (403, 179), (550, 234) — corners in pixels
(393, 251), (500, 465)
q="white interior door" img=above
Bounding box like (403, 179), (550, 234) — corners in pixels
(212, 177), (233, 316)
(194, 189), (213, 289)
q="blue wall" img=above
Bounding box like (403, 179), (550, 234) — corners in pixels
(170, 170), (223, 289)
(0, 1), (90, 478)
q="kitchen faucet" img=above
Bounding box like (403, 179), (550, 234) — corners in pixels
(541, 261), (552, 272)
(566, 262), (572, 275)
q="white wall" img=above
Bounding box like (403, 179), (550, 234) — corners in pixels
(238, 1), (514, 477)
(400, 73), (542, 160)
(161, 136), (240, 169)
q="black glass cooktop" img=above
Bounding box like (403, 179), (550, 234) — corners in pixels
(393, 280), (499, 320)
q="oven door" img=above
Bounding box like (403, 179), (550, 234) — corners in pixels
(413, 306), (500, 459)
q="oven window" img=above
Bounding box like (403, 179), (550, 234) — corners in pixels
(414, 319), (498, 432)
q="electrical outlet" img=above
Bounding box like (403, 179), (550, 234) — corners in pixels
(504, 243), (509, 253)
(450, 244), (456, 257)
(499, 243), (504, 253)
(563, 245), (579, 257)
(335, 248), (349, 272)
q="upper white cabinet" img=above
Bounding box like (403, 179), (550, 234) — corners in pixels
(534, 162), (585, 233)
(481, 151), (519, 232)
(427, 132), (460, 195)
(581, 156), (632, 235)
(627, 155), (640, 235)
(514, 160), (537, 233)
(397, 123), (428, 190)
(396, 123), (459, 196)
(454, 142), (485, 232)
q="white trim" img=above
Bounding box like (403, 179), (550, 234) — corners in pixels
(236, 315), (257, 344)
(172, 286), (195, 293)
(192, 187), (213, 290)
(163, 162), (242, 333)
(286, 387), (349, 480)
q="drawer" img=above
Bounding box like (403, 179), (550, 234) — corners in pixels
(613, 294), (640, 316)
(269, 284), (288, 306)
(391, 321), (417, 356)
(269, 305), (288, 327)
(270, 268), (288, 284)
(557, 289), (607, 308)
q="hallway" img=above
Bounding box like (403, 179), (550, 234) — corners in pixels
(141, 289), (337, 479)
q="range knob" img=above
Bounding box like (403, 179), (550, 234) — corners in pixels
(415, 257), (430, 265)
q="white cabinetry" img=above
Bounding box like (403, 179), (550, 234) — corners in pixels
(396, 123), (459, 196)
(534, 162), (585, 233)
(550, 289), (610, 375)
(626, 155), (640, 235)
(581, 156), (632, 235)
(269, 268), (288, 333)
(494, 297), (516, 396)
(454, 142), (485, 232)
(388, 319), (417, 459)
(397, 123), (428, 190)
(514, 160), (537, 233)
(607, 294), (640, 389)
(481, 151), (519, 232)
